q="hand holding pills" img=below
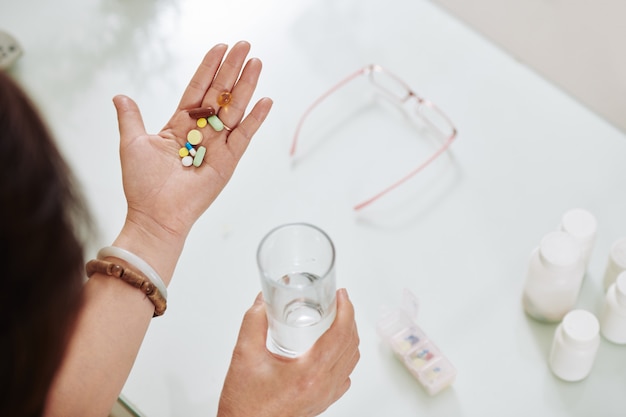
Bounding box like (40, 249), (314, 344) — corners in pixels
(112, 41), (273, 251)
(43, 42), (274, 415)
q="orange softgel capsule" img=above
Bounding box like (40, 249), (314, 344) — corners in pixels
(217, 91), (232, 106)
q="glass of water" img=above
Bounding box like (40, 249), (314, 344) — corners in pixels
(257, 223), (337, 358)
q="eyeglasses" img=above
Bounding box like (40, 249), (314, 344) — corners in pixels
(290, 64), (458, 211)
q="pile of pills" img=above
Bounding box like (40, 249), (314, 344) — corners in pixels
(180, 91), (233, 167)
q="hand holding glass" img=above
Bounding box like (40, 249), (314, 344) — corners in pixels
(257, 223), (337, 357)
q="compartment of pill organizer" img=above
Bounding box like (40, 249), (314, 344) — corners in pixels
(389, 325), (428, 356)
(377, 299), (456, 396)
(405, 341), (439, 371)
(377, 308), (428, 357)
(411, 355), (456, 396)
(402, 341), (455, 395)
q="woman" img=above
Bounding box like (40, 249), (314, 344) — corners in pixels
(0, 41), (359, 417)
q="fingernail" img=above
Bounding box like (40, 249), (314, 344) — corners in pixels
(338, 288), (349, 300)
(254, 291), (264, 305)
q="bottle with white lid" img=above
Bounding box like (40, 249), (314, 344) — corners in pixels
(600, 271), (626, 344)
(603, 237), (626, 291)
(522, 231), (585, 323)
(559, 208), (597, 271)
(549, 309), (600, 382)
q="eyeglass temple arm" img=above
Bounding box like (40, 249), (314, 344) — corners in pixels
(290, 66), (372, 156)
(353, 132), (457, 211)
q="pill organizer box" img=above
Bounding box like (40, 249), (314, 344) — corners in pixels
(377, 290), (456, 396)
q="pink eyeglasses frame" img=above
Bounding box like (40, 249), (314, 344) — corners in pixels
(290, 64), (458, 211)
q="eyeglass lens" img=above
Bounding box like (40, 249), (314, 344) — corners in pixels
(414, 102), (456, 141)
(369, 69), (411, 102)
(370, 69), (455, 141)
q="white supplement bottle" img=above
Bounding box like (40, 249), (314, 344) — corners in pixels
(522, 231), (584, 323)
(559, 208), (597, 271)
(549, 309), (600, 382)
(603, 237), (626, 291)
(600, 271), (626, 344)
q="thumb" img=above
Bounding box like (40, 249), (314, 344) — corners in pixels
(235, 292), (269, 351)
(112, 95), (147, 143)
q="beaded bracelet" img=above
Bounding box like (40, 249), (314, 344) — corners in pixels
(98, 246), (168, 300)
(86, 259), (167, 317)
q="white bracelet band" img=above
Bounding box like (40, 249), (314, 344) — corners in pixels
(97, 246), (168, 300)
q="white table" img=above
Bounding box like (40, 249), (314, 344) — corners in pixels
(3, 1), (626, 416)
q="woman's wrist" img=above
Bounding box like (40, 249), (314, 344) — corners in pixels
(112, 211), (188, 287)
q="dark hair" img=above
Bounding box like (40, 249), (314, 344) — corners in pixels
(0, 71), (91, 416)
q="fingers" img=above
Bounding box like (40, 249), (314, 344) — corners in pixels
(215, 55), (261, 126)
(204, 40), (251, 109)
(325, 289), (358, 350)
(112, 95), (147, 144)
(177, 43), (228, 110)
(310, 289), (360, 371)
(302, 289), (359, 405)
(333, 340), (360, 386)
(226, 97), (273, 158)
(234, 292), (269, 352)
(173, 41), (266, 146)
(331, 289), (360, 370)
(329, 377), (352, 406)
(196, 41), (261, 128)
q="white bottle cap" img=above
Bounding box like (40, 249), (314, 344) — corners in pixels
(539, 231), (581, 270)
(560, 208), (597, 267)
(549, 309), (600, 381)
(603, 237), (626, 290)
(561, 309), (600, 346)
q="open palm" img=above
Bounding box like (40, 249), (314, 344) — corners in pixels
(113, 41), (272, 239)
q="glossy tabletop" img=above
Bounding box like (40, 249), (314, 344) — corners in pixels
(2, 1), (626, 416)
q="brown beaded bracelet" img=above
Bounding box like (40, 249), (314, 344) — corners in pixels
(86, 259), (167, 317)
